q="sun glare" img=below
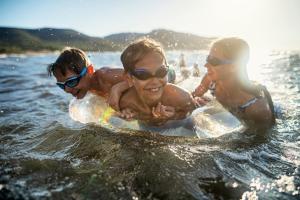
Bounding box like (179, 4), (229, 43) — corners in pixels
(247, 49), (270, 81)
(196, 0), (273, 81)
(191, 0), (275, 50)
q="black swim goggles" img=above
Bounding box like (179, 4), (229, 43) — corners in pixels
(56, 67), (87, 90)
(206, 55), (233, 66)
(129, 65), (169, 80)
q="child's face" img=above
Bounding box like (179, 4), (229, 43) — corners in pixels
(54, 68), (89, 99)
(128, 52), (168, 105)
(205, 46), (234, 81)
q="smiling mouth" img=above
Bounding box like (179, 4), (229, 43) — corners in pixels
(144, 86), (162, 93)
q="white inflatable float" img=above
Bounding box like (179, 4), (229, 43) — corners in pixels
(69, 77), (244, 138)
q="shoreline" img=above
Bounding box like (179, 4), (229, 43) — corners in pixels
(0, 49), (210, 57)
(1, 48), (297, 58)
(0, 50), (59, 57)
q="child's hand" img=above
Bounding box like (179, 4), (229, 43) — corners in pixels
(193, 96), (211, 107)
(116, 108), (136, 121)
(152, 102), (175, 119)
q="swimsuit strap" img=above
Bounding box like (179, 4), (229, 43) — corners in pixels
(238, 97), (259, 113)
(259, 84), (276, 123)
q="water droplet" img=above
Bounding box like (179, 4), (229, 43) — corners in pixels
(232, 182), (238, 188)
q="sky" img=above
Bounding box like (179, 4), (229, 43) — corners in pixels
(1, 0), (300, 50)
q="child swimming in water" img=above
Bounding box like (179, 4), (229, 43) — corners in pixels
(47, 47), (129, 107)
(118, 38), (196, 126)
(192, 37), (275, 128)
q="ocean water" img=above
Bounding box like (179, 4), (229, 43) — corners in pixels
(0, 50), (300, 199)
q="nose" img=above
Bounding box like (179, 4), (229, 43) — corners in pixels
(150, 76), (166, 85)
(204, 62), (209, 68)
(64, 86), (74, 93)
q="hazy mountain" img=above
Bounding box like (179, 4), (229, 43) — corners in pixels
(104, 32), (144, 46)
(104, 29), (215, 50)
(0, 27), (117, 53)
(0, 27), (216, 53)
(147, 29), (214, 50)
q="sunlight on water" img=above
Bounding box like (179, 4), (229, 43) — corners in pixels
(244, 175), (299, 197)
(1, 50), (300, 199)
(247, 48), (271, 82)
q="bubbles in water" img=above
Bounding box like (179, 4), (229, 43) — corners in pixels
(276, 175), (298, 195)
(246, 176), (299, 197)
(241, 191), (258, 200)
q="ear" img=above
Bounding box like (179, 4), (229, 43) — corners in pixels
(125, 73), (134, 87)
(87, 64), (94, 74)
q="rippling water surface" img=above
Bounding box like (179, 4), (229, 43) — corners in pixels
(0, 51), (300, 199)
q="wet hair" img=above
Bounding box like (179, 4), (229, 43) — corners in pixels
(120, 38), (167, 72)
(47, 47), (90, 76)
(213, 37), (275, 123)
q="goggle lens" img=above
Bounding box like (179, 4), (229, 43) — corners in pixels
(130, 65), (169, 80)
(206, 55), (232, 66)
(56, 67), (87, 90)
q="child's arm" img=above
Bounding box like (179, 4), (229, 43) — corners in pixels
(172, 104), (194, 120)
(95, 67), (125, 94)
(118, 92), (173, 124)
(163, 84), (197, 120)
(115, 107), (137, 120)
(152, 102), (176, 119)
(107, 81), (130, 111)
(191, 73), (211, 97)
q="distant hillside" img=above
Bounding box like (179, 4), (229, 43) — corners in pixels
(104, 29), (215, 50)
(0, 27), (216, 54)
(150, 29), (215, 50)
(104, 32), (144, 47)
(0, 27), (117, 53)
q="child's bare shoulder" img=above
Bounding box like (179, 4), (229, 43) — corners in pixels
(164, 84), (190, 96)
(245, 98), (273, 122)
(94, 67), (124, 82)
(95, 67), (115, 76)
(162, 84), (193, 105)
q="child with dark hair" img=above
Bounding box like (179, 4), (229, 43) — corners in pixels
(47, 47), (129, 107)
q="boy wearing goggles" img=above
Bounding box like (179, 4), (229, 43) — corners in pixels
(118, 38), (196, 126)
(47, 47), (129, 105)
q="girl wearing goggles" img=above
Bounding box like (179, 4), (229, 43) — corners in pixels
(192, 37), (275, 128)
